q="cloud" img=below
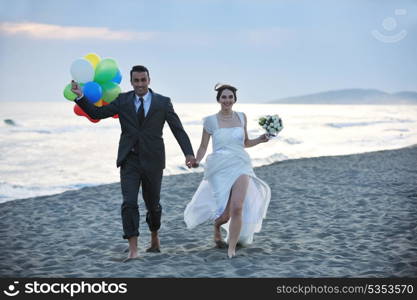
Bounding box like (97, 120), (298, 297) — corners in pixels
(0, 22), (156, 41)
(0, 21), (296, 49)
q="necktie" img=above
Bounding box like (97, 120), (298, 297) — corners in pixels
(137, 97), (145, 127)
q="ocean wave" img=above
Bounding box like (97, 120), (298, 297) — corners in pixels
(0, 182), (99, 204)
(3, 125), (116, 135)
(326, 119), (414, 128)
(2, 103), (417, 205)
(384, 128), (409, 132)
(282, 137), (302, 145)
(3, 119), (19, 126)
(182, 120), (203, 126)
(252, 152), (289, 166)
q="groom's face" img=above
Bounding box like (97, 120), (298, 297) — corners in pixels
(131, 71), (150, 96)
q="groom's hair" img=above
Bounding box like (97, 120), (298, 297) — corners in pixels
(214, 83), (238, 102)
(130, 65), (150, 79)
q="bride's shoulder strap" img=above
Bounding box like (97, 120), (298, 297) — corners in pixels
(237, 111), (246, 126)
(203, 114), (216, 134)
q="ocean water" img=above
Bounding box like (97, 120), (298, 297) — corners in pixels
(1, 101), (416, 203)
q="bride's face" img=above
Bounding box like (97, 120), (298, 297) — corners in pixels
(218, 89), (235, 110)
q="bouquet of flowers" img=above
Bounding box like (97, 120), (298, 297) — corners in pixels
(258, 114), (283, 138)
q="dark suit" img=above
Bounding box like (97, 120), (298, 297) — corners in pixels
(75, 89), (194, 239)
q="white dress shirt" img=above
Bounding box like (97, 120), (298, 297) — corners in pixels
(76, 90), (152, 116)
(134, 91), (152, 116)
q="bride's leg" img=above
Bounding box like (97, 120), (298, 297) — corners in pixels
(214, 193), (231, 248)
(227, 175), (249, 258)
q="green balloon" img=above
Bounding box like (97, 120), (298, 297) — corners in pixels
(101, 81), (121, 103)
(94, 58), (118, 83)
(63, 83), (77, 101)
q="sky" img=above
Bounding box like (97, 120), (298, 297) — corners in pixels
(0, 0), (416, 102)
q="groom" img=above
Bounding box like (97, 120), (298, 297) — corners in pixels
(71, 65), (196, 261)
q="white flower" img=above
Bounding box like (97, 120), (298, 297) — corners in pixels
(259, 114), (283, 135)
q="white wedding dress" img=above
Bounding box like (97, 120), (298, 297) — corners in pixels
(184, 112), (271, 245)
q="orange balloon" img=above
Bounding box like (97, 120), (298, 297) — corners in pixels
(94, 99), (103, 107)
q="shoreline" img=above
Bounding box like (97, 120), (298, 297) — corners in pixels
(3, 144), (417, 204)
(1, 145), (416, 277)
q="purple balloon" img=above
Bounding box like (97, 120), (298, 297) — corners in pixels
(83, 81), (102, 103)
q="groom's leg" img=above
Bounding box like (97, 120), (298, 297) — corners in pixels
(120, 153), (141, 240)
(141, 168), (163, 232)
(141, 168), (163, 252)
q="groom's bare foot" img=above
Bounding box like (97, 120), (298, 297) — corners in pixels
(128, 250), (138, 258)
(146, 231), (160, 253)
(122, 250), (139, 262)
(123, 236), (139, 262)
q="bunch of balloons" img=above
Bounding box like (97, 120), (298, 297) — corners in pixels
(63, 53), (121, 123)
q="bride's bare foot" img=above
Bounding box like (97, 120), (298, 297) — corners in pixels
(227, 248), (236, 259)
(214, 220), (227, 248)
(215, 239), (227, 249)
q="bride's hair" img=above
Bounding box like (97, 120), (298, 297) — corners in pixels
(214, 83), (238, 102)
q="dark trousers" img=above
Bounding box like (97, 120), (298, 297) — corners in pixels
(120, 152), (163, 239)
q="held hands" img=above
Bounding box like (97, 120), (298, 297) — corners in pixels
(185, 155), (199, 168)
(71, 80), (83, 97)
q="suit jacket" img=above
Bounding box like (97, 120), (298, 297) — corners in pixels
(75, 89), (194, 170)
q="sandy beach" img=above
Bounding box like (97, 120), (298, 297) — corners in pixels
(1, 145), (416, 278)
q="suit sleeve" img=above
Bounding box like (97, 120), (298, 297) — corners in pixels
(74, 96), (120, 119)
(165, 98), (195, 157)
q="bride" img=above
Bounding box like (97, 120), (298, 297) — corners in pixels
(184, 83), (271, 258)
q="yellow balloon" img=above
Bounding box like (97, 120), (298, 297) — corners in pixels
(84, 53), (101, 69)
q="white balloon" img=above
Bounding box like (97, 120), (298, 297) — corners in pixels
(70, 58), (94, 83)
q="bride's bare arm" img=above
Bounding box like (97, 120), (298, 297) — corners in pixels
(243, 113), (268, 148)
(196, 128), (211, 164)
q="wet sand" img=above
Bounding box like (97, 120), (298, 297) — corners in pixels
(1, 145), (416, 277)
